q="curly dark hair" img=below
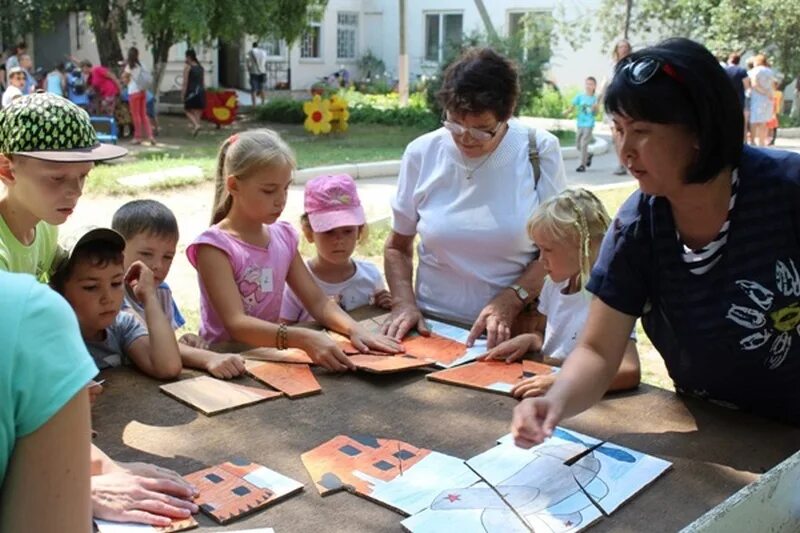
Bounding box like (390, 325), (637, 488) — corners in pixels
(436, 47), (520, 120)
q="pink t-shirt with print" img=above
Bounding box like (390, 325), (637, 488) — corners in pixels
(186, 221), (299, 343)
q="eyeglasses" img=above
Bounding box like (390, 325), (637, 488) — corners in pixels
(620, 56), (684, 85)
(442, 118), (505, 142)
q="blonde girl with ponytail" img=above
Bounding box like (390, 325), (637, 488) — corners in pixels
(187, 130), (402, 371)
(480, 188), (640, 397)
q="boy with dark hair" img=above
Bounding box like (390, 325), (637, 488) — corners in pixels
(568, 76), (599, 172)
(112, 200), (246, 379)
(0, 93), (127, 281)
(50, 227), (183, 379)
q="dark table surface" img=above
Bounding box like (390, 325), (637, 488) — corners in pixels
(92, 359), (800, 533)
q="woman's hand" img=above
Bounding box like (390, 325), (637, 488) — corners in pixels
(511, 374), (557, 399)
(467, 290), (522, 349)
(511, 396), (564, 448)
(295, 329), (356, 371)
(382, 302), (430, 341)
(349, 324), (404, 354)
(91, 468), (198, 527)
(478, 334), (538, 364)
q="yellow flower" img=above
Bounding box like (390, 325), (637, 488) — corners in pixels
(303, 95), (332, 135)
(329, 94), (350, 132)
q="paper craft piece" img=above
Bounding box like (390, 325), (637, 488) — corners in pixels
(301, 435), (479, 516)
(349, 354), (433, 374)
(184, 459), (303, 524)
(241, 346), (313, 364)
(160, 376), (282, 415)
(95, 517), (198, 532)
(427, 360), (555, 395)
(401, 320), (488, 369)
(245, 360), (322, 398)
(404, 427), (671, 532)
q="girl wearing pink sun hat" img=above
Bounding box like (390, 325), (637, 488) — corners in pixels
(280, 174), (392, 323)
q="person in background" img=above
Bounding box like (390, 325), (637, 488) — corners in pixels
(1, 67), (26, 108)
(181, 49), (205, 136)
(45, 63), (67, 97)
(18, 54), (35, 95)
(123, 47), (155, 146)
(246, 42), (268, 106)
(600, 39), (633, 176)
(4, 42), (26, 70)
(81, 59), (121, 117)
(748, 54), (775, 147)
(568, 76), (599, 173)
(767, 79), (783, 146)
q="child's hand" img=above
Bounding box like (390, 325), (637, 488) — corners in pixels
(349, 324), (404, 355)
(297, 330), (356, 371)
(511, 374), (557, 399)
(125, 261), (157, 304)
(88, 380), (104, 405)
(478, 334), (538, 363)
(205, 353), (246, 379)
(179, 332), (210, 350)
(372, 289), (393, 310)
(512, 397), (563, 448)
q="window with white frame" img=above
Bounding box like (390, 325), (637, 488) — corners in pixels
(301, 21), (322, 59)
(263, 36), (284, 59)
(337, 12), (358, 60)
(424, 12), (463, 63)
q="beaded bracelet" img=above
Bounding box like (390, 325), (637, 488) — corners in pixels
(276, 323), (289, 350)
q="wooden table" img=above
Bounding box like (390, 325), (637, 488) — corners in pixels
(92, 360), (800, 532)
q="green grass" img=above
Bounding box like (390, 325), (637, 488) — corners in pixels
(86, 115), (580, 196)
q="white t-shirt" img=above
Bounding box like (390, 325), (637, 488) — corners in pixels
(2, 85), (23, 108)
(248, 47), (268, 75)
(125, 65), (142, 94)
(280, 259), (385, 322)
(538, 277), (636, 362)
(391, 118), (567, 324)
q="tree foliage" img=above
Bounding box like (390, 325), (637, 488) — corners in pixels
(589, 0), (800, 81)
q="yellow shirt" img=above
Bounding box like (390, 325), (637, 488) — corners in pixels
(0, 215), (59, 282)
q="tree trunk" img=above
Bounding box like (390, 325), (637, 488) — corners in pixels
(624, 0), (633, 40)
(149, 29), (174, 111)
(88, 3), (124, 68)
(473, 0), (499, 42)
(398, 0), (408, 107)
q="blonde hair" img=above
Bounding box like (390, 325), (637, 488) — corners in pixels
(612, 39), (632, 62)
(528, 188), (611, 291)
(753, 54), (768, 67)
(211, 129), (296, 225)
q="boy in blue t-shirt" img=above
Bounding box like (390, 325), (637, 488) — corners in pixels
(568, 76), (599, 172)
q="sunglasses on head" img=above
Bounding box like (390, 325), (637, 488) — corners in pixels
(620, 56), (684, 85)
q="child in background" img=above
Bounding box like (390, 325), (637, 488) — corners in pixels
(481, 188), (640, 398)
(50, 227), (183, 379)
(0, 93), (127, 280)
(767, 79), (783, 146)
(112, 199), (247, 379)
(569, 77), (599, 173)
(1, 67), (25, 108)
(280, 174), (391, 323)
(187, 130), (402, 371)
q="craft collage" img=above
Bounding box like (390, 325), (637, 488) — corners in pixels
(94, 313), (672, 532)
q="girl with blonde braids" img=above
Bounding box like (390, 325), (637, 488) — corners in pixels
(481, 188), (640, 398)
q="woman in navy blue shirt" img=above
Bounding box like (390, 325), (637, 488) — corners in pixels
(513, 38), (800, 447)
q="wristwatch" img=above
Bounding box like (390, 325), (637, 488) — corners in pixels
(509, 284), (530, 303)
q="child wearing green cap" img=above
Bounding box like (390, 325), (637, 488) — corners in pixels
(0, 92), (127, 281)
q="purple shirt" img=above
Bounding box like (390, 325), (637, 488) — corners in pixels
(187, 222), (298, 343)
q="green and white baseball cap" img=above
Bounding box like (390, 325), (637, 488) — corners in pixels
(0, 92), (128, 162)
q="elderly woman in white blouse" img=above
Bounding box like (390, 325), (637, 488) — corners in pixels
(383, 47), (567, 348)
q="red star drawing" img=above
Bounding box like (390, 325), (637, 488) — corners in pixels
(446, 493), (461, 503)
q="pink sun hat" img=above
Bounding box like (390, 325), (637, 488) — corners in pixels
(304, 174), (366, 232)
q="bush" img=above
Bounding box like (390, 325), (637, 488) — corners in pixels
(252, 92), (438, 130)
(252, 98), (305, 123)
(524, 85), (581, 119)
